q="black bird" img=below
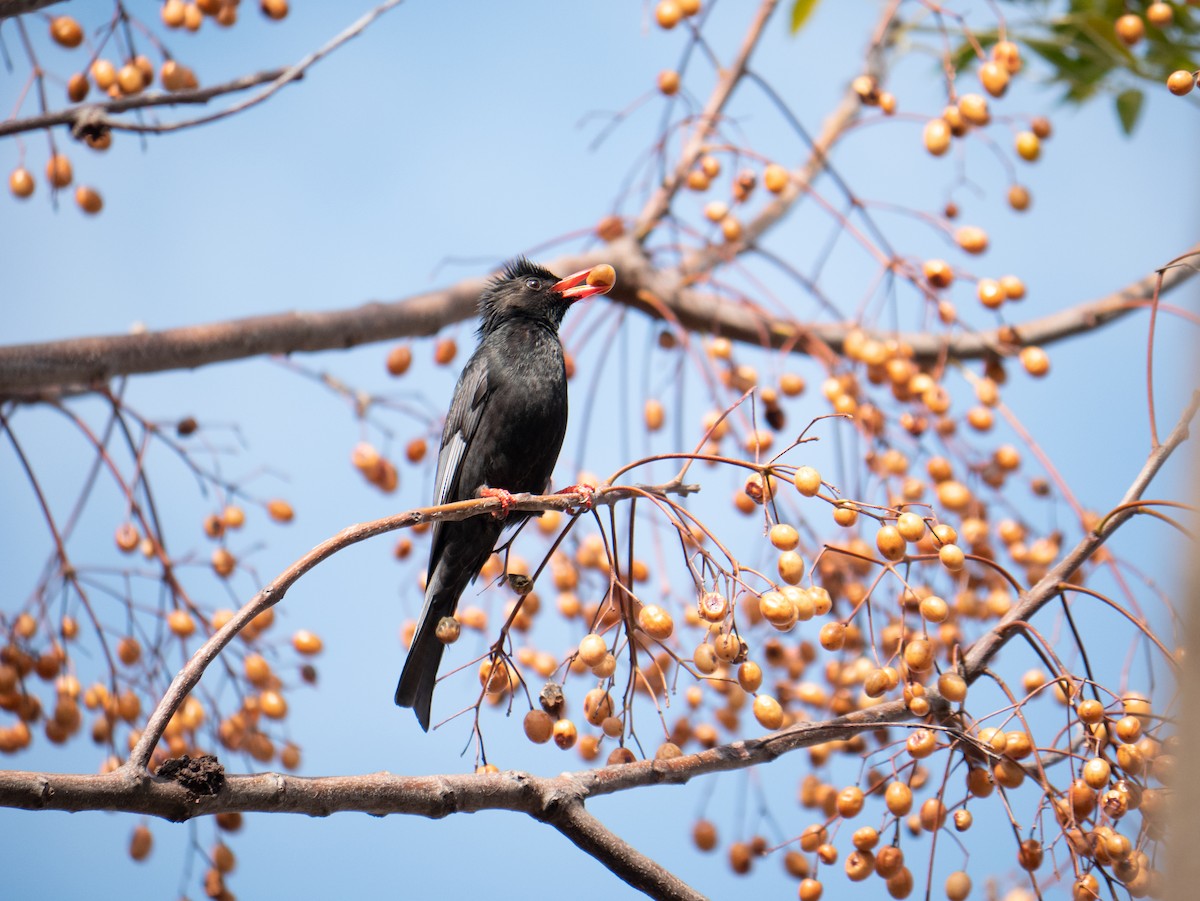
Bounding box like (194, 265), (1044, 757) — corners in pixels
(395, 257), (615, 730)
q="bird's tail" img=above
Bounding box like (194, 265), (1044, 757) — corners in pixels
(394, 590), (450, 732)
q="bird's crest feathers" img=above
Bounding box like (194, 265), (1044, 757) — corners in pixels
(478, 257), (564, 335)
(496, 256), (557, 287)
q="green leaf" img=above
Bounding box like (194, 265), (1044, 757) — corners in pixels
(790, 0), (822, 34)
(1115, 88), (1144, 134)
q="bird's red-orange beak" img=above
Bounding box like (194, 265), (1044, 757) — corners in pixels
(553, 264), (616, 302)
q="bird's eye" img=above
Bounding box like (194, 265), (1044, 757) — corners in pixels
(525, 278), (541, 290)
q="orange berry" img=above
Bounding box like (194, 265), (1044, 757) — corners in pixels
(638, 604), (674, 640)
(292, 629), (323, 655)
(167, 609), (196, 637)
(67, 72), (90, 103)
(818, 621), (845, 651)
(211, 547), (236, 577)
(50, 16), (84, 48)
(183, 3), (203, 30)
(75, 185), (102, 215)
(266, 499), (294, 522)
(129, 824), (153, 861)
(954, 225), (989, 255)
(9, 167), (35, 199)
(385, 344), (413, 375)
(1019, 345), (1050, 377)
(977, 278), (1005, 308)
(999, 274), (1026, 300)
(885, 781), (913, 816)
(161, 60), (197, 92)
(1147, 2), (1173, 26)
(979, 60), (1010, 97)
(1115, 13), (1145, 46)
(552, 718), (577, 749)
(162, 0), (187, 27)
(91, 59), (117, 90)
(260, 689), (288, 719)
(945, 871), (972, 901)
(434, 338), (457, 365)
(693, 819), (718, 851)
(752, 694), (784, 730)
(1008, 184), (1031, 211)
(117, 636), (142, 666)
(657, 70), (680, 95)
(923, 118), (951, 156)
(644, 398), (665, 431)
(992, 40), (1022, 74)
(260, 0), (289, 20)
(523, 709), (554, 743)
(957, 93), (990, 126)
(793, 465), (821, 497)
(876, 525), (906, 561)
(939, 543), (965, 571)
(655, 0), (683, 29)
(45, 154), (73, 189)
(1167, 70), (1196, 96)
(763, 163), (789, 193)
(117, 63), (146, 96)
(923, 258), (954, 288)
(769, 523), (800, 551)
(1015, 131), (1041, 162)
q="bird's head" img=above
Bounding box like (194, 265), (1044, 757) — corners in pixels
(478, 257), (615, 334)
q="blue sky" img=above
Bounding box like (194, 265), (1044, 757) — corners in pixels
(1, 2), (1197, 899)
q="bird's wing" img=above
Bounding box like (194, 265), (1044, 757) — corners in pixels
(426, 357), (491, 583)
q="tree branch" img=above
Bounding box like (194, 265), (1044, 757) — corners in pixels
(127, 481), (698, 771)
(0, 69), (292, 140)
(3, 240), (1196, 396)
(544, 802), (706, 901)
(11, 391), (1193, 811)
(0, 389), (1192, 890)
(0, 0), (64, 19)
(633, 0), (781, 241)
(0, 0), (405, 139)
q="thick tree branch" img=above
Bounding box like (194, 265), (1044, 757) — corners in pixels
(0, 0), (63, 19)
(0, 395), (1192, 898)
(545, 802), (706, 901)
(3, 240), (1196, 396)
(7, 392), (1194, 812)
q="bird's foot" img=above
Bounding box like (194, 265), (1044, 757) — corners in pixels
(480, 487), (516, 519)
(558, 483), (597, 513)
